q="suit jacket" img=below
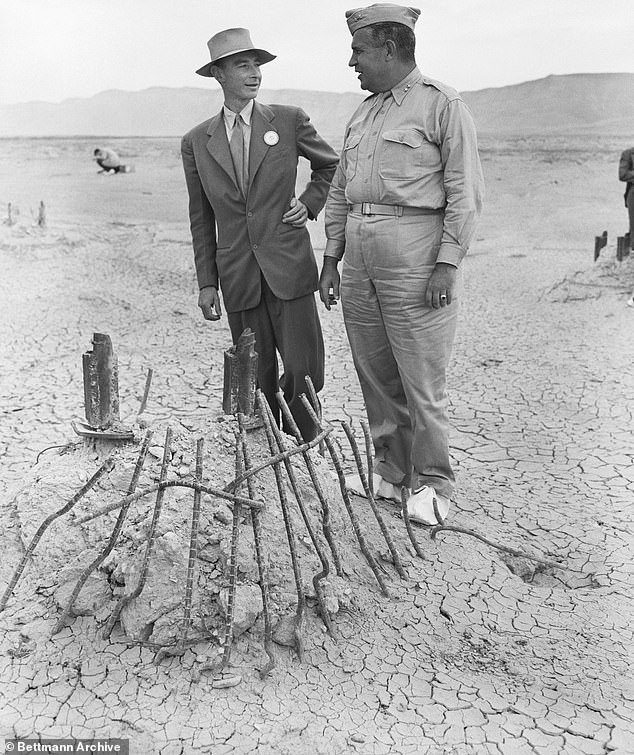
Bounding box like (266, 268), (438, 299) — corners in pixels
(181, 102), (338, 313)
(619, 146), (634, 205)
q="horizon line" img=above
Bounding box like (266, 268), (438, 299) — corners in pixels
(3, 71), (633, 108)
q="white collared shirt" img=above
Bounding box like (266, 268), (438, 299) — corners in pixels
(222, 100), (254, 156)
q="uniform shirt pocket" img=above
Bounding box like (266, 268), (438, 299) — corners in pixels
(343, 133), (362, 181)
(379, 129), (440, 180)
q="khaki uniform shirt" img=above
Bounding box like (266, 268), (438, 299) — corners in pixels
(324, 67), (484, 267)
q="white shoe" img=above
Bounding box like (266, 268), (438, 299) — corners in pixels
(376, 477), (403, 503)
(406, 486), (450, 525)
(345, 473), (402, 503)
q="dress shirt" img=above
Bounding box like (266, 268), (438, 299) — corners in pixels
(222, 99), (254, 158)
(324, 67), (484, 267)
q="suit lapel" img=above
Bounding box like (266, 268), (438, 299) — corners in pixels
(206, 112), (239, 190)
(249, 103), (276, 189)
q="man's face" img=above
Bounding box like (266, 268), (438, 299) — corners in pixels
(348, 28), (389, 93)
(213, 52), (262, 101)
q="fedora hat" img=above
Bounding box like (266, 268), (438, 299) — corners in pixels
(196, 28), (276, 77)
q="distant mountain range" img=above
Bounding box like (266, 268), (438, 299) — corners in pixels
(1, 73), (632, 138)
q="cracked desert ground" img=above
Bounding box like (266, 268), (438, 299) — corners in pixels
(1, 134), (633, 754)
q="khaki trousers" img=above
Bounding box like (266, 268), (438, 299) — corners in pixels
(341, 211), (460, 498)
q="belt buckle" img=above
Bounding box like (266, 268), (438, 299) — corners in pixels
(361, 202), (373, 216)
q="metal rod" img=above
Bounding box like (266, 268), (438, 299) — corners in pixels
(52, 431), (153, 635)
(103, 428), (172, 639)
(360, 418), (374, 499)
(75, 480), (263, 525)
(304, 374), (325, 456)
(400, 487), (426, 560)
(238, 418), (276, 678)
(0, 456), (115, 613)
(256, 391), (305, 661)
(78, 429), (333, 526)
(137, 368), (153, 415)
(155, 436), (204, 664)
(217, 434), (244, 670)
(430, 526), (565, 569)
(340, 421), (406, 580)
(263, 395), (336, 638)
(299, 392), (389, 598)
(276, 389), (343, 577)
(182, 439), (204, 638)
(223, 427), (333, 493)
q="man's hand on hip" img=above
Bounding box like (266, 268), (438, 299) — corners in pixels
(281, 197), (308, 228)
(198, 286), (222, 321)
(425, 263), (457, 309)
(319, 257), (340, 310)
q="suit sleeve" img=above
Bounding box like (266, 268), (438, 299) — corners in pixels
(619, 149), (634, 183)
(294, 108), (339, 220)
(181, 133), (219, 290)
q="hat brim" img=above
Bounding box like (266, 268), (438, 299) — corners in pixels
(196, 48), (276, 77)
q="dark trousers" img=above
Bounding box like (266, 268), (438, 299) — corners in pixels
(97, 159), (121, 173)
(627, 186), (634, 248)
(227, 278), (325, 441)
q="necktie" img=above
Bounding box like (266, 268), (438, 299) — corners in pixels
(229, 114), (248, 197)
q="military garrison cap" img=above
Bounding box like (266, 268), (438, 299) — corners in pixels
(345, 3), (421, 34)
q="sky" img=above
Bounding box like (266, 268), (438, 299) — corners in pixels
(1, 0), (632, 105)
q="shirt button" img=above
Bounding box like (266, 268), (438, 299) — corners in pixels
(253, 244), (258, 250)
(247, 211), (253, 217)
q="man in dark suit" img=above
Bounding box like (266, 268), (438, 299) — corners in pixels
(619, 145), (634, 250)
(182, 28), (338, 440)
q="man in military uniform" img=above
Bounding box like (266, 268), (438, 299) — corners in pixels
(320, 4), (484, 524)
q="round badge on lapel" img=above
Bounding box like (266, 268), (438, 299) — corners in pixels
(263, 130), (279, 146)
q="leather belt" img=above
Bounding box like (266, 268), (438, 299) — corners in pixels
(348, 202), (443, 217)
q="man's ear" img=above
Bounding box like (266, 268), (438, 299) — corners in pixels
(384, 39), (397, 61)
(210, 64), (223, 82)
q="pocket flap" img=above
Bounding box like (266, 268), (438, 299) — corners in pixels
(344, 133), (362, 150)
(382, 129), (423, 148)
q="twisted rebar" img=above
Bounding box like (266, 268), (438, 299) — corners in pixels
(77, 429), (333, 526)
(0, 456), (115, 613)
(299, 387), (389, 598)
(276, 390), (343, 578)
(216, 434), (244, 670)
(263, 396), (336, 638)
(400, 487), (426, 560)
(52, 431), (153, 635)
(430, 525), (565, 569)
(257, 391), (305, 661)
(237, 416), (276, 678)
(137, 367), (153, 416)
(156, 437), (205, 664)
(223, 427), (332, 493)
(340, 421), (406, 580)
(360, 419), (374, 499)
(103, 428), (172, 640)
